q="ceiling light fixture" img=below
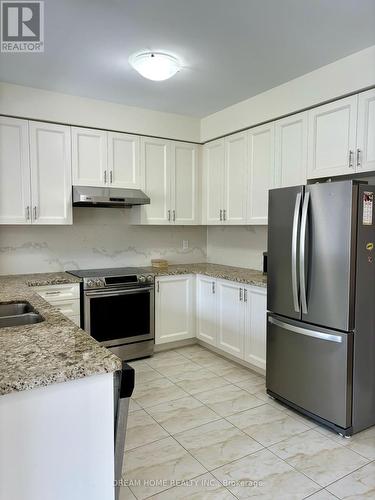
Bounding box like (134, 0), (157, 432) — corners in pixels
(128, 52), (181, 81)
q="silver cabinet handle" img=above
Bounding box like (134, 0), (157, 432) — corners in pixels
(268, 316), (343, 343)
(223, 209), (226, 221)
(26, 206), (30, 220)
(349, 150), (354, 168)
(110, 170), (113, 183)
(239, 288), (243, 301)
(356, 149), (362, 168)
(212, 281), (215, 294)
(244, 289), (248, 303)
(45, 291), (61, 295)
(173, 210), (176, 222)
(157, 281), (160, 293)
(220, 209), (223, 221)
(104, 170), (107, 183)
(300, 192), (310, 315)
(168, 210), (171, 222)
(33, 206), (38, 220)
(292, 192), (302, 313)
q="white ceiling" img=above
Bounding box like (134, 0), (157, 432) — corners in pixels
(1, 0), (375, 117)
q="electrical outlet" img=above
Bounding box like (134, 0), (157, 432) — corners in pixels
(182, 240), (189, 250)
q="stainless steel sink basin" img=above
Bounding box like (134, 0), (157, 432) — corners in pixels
(0, 301), (44, 329)
(0, 302), (34, 317)
(0, 313), (44, 328)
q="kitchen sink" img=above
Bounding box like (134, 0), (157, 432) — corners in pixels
(0, 301), (44, 329)
(0, 302), (34, 317)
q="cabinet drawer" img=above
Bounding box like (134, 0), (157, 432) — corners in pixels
(36, 283), (80, 301)
(53, 299), (80, 317)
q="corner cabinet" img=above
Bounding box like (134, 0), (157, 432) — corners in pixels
(357, 88), (375, 174)
(131, 138), (199, 225)
(0, 117), (72, 225)
(196, 275), (217, 346)
(155, 274), (195, 344)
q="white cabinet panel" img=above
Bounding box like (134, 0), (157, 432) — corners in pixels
(107, 132), (140, 188)
(357, 88), (375, 174)
(307, 96), (357, 179)
(155, 275), (195, 344)
(35, 283), (80, 301)
(224, 132), (248, 224)
(29, 122), (72, 225)
(141, 137), (171, 224)
(171, 142), (199, 224)
(275, 112), (308, 187)
(203, 139), (225, 224)
(196, 275), (217, 346)
(217, 280), (244, 358)
(248, 123), (275, 224)
(0, 117), (31, 224)
(72, 127), (107, 187)
(245, 286), (267, 371)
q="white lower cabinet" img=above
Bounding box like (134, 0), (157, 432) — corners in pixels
(244, 286), (267, 371)
(217, 279), (244, 358)
(34, 283), (80, 326)
(155, 275), (195, 344)
(196, 275), (217, 346)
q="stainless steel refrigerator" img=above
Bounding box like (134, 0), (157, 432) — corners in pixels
(267, 180), (375, 436)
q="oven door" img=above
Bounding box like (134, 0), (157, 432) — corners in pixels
(84, 286), (154, 347)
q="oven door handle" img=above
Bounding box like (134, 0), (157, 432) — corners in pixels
(85, 286), (154, 298)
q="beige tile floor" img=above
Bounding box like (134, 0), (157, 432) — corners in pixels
(119, 345), (375, 500)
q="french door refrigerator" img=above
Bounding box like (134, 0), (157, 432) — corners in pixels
(267, 180), (375, 436)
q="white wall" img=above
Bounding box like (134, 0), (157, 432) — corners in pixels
(206, 226), (267, 271)
(0, 82), (200, 142)
(201, 45), (375, 141)
(0, 208), (206, 275)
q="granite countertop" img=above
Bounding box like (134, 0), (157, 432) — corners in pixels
(147, 263), (267, 288)
(0, 272), (122, 397)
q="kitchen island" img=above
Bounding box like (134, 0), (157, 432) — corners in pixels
(0, 272), (122, 500)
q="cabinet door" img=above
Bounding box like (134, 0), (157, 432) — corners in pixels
(307, 96), (357, 179)
(203, 139), (225, 224)
(224, 132), (248, 224)
(107, 132), (140, 188)
(357, 89), (375, 174)
(0, 117), (31, 224)
(72, 127), (107, 187)
(217, 280), (244, 358)
(29, 122), (72, 225)
(275, 112), (308, 187)
(196, 275), (217, 346)
(248, 123), (275, 224)
(141, 137), (171, 224)
(171, 142), (199, 224)
(155, 275), (195, 344)
(245, 287), (267, 371)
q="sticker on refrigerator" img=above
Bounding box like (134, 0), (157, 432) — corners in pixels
(363, 192), (374, 226)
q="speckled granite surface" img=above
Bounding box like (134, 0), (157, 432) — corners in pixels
(146, 263), (267, 288)
(0, 272), (121, 397)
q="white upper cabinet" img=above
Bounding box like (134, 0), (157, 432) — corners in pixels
(140, 137), (171, 224)
(171, 142), (199, 224)
(196, 275), (217, 347)
(72, 127), (107, 187)
(217, 279), (244, 358)
(29, 122), (72, 225)
(224, 132), (248, 224)
(107, 132), (140, 188)
(248, 123), (275, 224)
(155, 274), (195, 344)
(202, 139), (225, 224)
(0, 117), (31, 224)
(356, 88), (375, 174)
(307, 96), (358, 179)
(244, 286), (267, 371)
(275, 112), (308, 187)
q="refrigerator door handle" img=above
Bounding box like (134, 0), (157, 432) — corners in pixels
(300, 191), (310, 314)
(292, 192), (302, 312)
(268, 316), (343, 343)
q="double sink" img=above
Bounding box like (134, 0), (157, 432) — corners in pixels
(0, 302), (44, 329)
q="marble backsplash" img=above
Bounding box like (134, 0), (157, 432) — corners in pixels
(0, 208), (207, 275)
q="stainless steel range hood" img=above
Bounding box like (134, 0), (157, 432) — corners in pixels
(73, 186), (150, 208)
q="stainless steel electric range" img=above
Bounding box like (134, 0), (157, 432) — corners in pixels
(67, 267), (155, 360)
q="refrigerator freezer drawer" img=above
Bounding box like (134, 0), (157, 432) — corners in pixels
(266, 314), (353, 429)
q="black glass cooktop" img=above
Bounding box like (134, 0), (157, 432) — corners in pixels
(67, 267), (151, 278)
